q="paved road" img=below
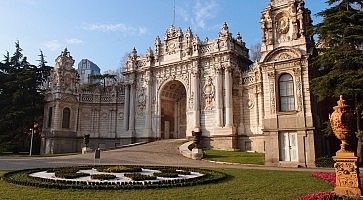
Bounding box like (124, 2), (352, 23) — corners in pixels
(0, 139), (333, 172)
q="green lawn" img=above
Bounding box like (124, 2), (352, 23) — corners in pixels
(204, 150), (265, 165)
(0, 169), (331, 200)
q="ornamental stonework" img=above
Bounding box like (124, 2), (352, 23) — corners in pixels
(203, 76), (215, 110)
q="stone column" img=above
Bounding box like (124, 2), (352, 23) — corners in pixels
(215, 67), (223, 127)
(144, 78), (152, 137)
(258, 90), (264, 127)
(123, 85), (130, 132)
(224, 66), (233, 127)
(53, 101), (61, 129)
(193, 70), (201, 132)
(128, 82), (136, 135)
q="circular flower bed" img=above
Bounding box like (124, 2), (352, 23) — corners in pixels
(91, 174), (116, 180)
(3, 165), (227, 190)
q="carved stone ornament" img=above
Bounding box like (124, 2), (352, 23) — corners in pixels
(137, 88), (146, 116)
(247, 99), (254, 110)
(203, 76), (215, 110)
(331, 96), (362, 197)
(188, 92), (194, 110)
(277, 16), (290, 34)
(330, 96), (355, 152)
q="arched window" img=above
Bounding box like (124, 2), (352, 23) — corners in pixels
(62, 107), (71, 128)
(279, 74), (295, 112)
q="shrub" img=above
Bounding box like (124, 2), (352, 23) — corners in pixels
(315, 156), (334, 168)
(159, 168), (191, 175)
(98, 166), (142, 173)
(153, 172), (179, 178)
(55, 172), (89, 179)
(54, 167), (90, 179)
(90, 174), (116, 180)
(124, 173), (157, 181)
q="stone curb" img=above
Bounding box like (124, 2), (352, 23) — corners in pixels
(106, 142), (149, 151)
(201, 159), (264, 167)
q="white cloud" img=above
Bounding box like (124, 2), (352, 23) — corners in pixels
(192, 0), (218, 29)
(66, 38), (84, 45)
(175, 0), (218, 30)
(84, 23), (148, 35)
(44, 40), (62, 52)
(44, 38), (84, 52)
(176, 6), (189, 22)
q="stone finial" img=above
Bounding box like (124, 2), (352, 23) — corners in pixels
(330, 95), (355, 152)
(62, 47), (69, 57)
(155, 36), (161, 46)
(131, 47), (137, 58)
(219, 22), (231, 38)
(185, 27), (193, 38)
(236, 32), (242, 43)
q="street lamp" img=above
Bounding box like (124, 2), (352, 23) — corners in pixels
(29, 123), (38, 156)
(29, 128), (34, 156)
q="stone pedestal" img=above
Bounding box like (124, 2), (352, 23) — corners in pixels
(191, 148), (203, 160)
(82, 147), (92, 154)
(333, 151), (362, 197)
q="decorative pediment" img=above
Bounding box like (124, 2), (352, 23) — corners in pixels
(164, 25), (183, 41)
(263, 47), (301, 62)
(60, 95), (78, 103)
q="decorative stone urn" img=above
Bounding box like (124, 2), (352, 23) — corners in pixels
(330, 95), (361, 197)
(329, 95), (355, 152)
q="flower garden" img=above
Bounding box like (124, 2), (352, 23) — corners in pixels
(2, 165), (227, 190)
(294, 172), (363, 200)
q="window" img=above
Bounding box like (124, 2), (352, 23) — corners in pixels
(47, 107), (53, 128)
(279, 73), (295, 112)
(62, 107), (71, 128)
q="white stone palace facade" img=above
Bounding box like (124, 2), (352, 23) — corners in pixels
(41, 0), (316, 167)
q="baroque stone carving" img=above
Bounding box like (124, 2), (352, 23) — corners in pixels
(331, 96), (362, 196)
(293, 68), (302, 111)
(247, 99), (254, 110)
(188, 92), (194, 110)
(203, 76), (215, 110)
(137, 87), (146, 116)
(267, 71), (276, 114)
(277, 16), (289, 34)
(330, 96), (355, 152)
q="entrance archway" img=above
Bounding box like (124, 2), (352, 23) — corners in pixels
(160, 80), (187, 139)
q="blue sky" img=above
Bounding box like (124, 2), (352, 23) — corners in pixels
(0, 0), (325, 72)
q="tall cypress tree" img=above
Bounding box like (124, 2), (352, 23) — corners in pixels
(311, 0), (363, 156)
(0, 42), (51, 153)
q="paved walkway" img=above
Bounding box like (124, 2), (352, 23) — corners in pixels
(0, 139), (333, 172)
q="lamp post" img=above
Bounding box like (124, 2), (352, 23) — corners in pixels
(29, 123), (38, 156)
(29, 128), (34, 156)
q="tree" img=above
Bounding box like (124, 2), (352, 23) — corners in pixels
(0, 41), (51, 153)
(249, 42), (262, 62)
(311, 0), (363, 158)
(90, 74), (117, 91)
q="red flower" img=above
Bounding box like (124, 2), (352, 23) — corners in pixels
(292, 191), (334, 200)
(311, 172), (336, 186)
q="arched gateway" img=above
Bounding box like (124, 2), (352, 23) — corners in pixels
(159, 80), (187, 139)
(42, 0), (318, 168)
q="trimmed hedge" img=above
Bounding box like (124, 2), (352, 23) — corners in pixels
(124, 173), (157, 181)
(315, 156), (334, 168)
(98, 166), (142, 173)
(159, 168), (191, 175)
(3, 165), (227, 190)
(153, 172), (179, 178)
(91, 174), (116, 180)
